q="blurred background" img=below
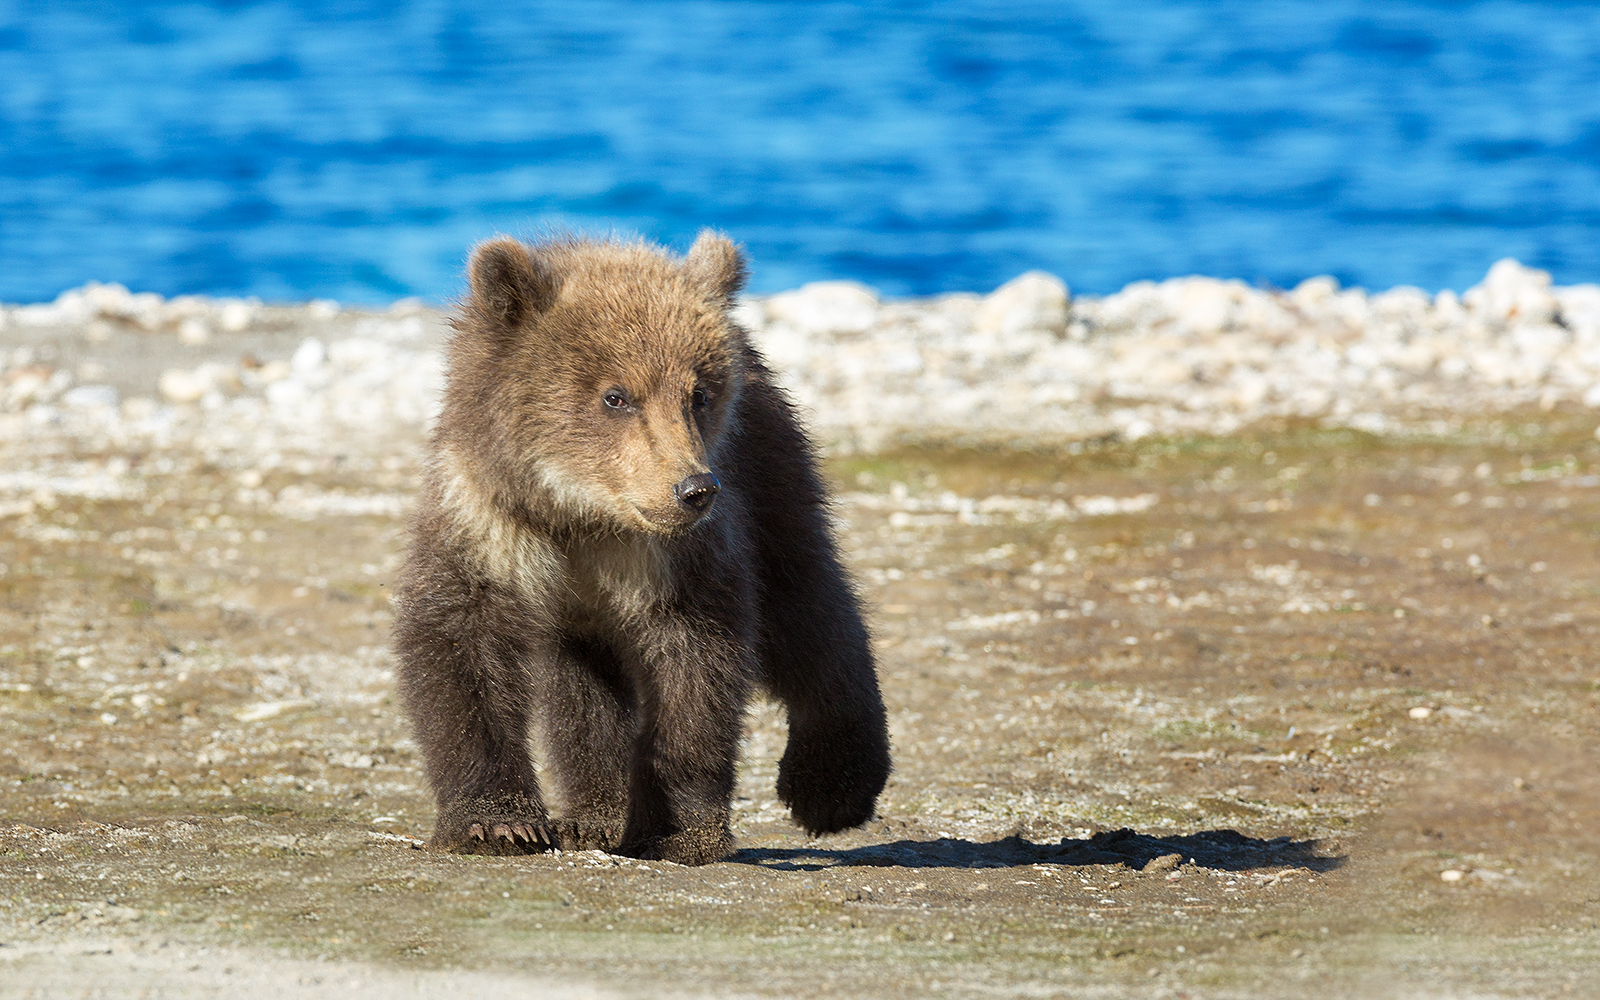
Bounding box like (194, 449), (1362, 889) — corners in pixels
(2, 0), (1599, 304)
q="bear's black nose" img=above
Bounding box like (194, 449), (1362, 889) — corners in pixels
(674, 472), (721, 513)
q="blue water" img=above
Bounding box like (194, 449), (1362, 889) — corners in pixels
(2, 2), (1600, 304)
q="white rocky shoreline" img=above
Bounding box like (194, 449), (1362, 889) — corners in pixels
(4, 258), (1599, 461)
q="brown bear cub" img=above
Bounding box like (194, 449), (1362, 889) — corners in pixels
(392, 231), (892, 866)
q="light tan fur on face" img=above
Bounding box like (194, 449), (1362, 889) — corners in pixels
(608, 391), (713, 532)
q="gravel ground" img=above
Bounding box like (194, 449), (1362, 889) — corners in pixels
(2, 266), (1599, 997)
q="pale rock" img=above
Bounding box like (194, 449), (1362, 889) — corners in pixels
(158, 363), (237, 404)
(218, 300), (256, 333)
(1230, 373), (1271, 409)
(13, 289), (96, 326)
(1371, 286), (1432, 326)
(158, 368), (210, 404)
(1292, 276), (1339, 309)
(81, 282), (135, 317)
(19, 254), (1600, 455)
(1145, 357), (1195, 387)
(1433, 288), (1465, 321)
(1326, 288), (1372, 330)
(61, 384), (119, 409)
(291, 338), (327, 374)
(1345, 343), (1384, 371)
(1236, 292), (1297, 336)
(1465, 258), (1558, 326)
(120, 396), (157, 421)
(1117, 415), (1155, 441)
(976, 271), (1069, 339)
(728, 298), (766, 334)
(1510, 323), (1569, 361)
(177, 318), (211, 346)
(2, 367), (59, 411)
(933, 293), (981, 336)
(163, 295), (209, 324)
(256, 360), (292, 384)
(25, 404), (62, 426)
(877, 343), (924, 375)
(1093, 280), (1164, 332)
(1169, 278), (1247, 336)
(1394, 337), (1448, 375)
(76, 281), (163, 327)
(266, 377), (311, 412)
(47, 287), (100, 326)
(1556, 285), (1600, 343)
(765, 281), (879, 337)
(327, 337), (394, 371)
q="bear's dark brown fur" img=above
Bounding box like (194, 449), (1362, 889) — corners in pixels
(391, 231), (892, 866)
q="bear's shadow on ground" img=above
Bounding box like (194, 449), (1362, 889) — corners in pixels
(730, 827), (1343, 873)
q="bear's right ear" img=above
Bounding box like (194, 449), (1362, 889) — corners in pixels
(467, 238), (559, 329)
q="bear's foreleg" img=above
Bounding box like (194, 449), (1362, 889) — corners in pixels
(532, 638), (636, 852)
(759, 545), (892, 835)
(725, 375), (893, 835)
(617, 618), (753, 866)
(393, 577), (556, 856)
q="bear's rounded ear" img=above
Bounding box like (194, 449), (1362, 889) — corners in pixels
(467, 238), (558, 329)
(683, 229), (748, 308)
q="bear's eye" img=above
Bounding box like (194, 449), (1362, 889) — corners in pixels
(690, 388), (710, 410)
(603, 390), (630, 410)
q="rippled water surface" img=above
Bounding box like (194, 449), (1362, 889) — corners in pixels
(2, 2), (1599, 302)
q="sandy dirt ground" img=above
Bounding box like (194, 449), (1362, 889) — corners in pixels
(3, 325), (1600, 997)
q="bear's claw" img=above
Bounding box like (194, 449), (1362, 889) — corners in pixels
(549, 817), (623, 852)
(434, 795), (556, 856)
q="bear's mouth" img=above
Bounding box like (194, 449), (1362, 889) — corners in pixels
(630, 501), (712, 536)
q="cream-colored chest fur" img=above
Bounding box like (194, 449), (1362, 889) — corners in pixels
(560, 533), (668, 625)
(439, 460), (668, 624)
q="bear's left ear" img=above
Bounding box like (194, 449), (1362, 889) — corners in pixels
(683, 229), (748, 308)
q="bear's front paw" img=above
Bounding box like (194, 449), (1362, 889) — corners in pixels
(551, 815), (624, 852)
(431, 794), (556, 856)
(777, 719), (891, 836)
(619, 825), (733, 866)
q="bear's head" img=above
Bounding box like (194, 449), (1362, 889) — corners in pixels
(442, 231), (751, 537)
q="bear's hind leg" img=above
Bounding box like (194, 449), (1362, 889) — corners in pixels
(534, 638), (636, 852)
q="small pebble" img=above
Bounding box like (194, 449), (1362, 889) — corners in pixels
(1408, 707), (1432, 719)
(178, 318), (211, 345)
(1440, 869), (1466, 882)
